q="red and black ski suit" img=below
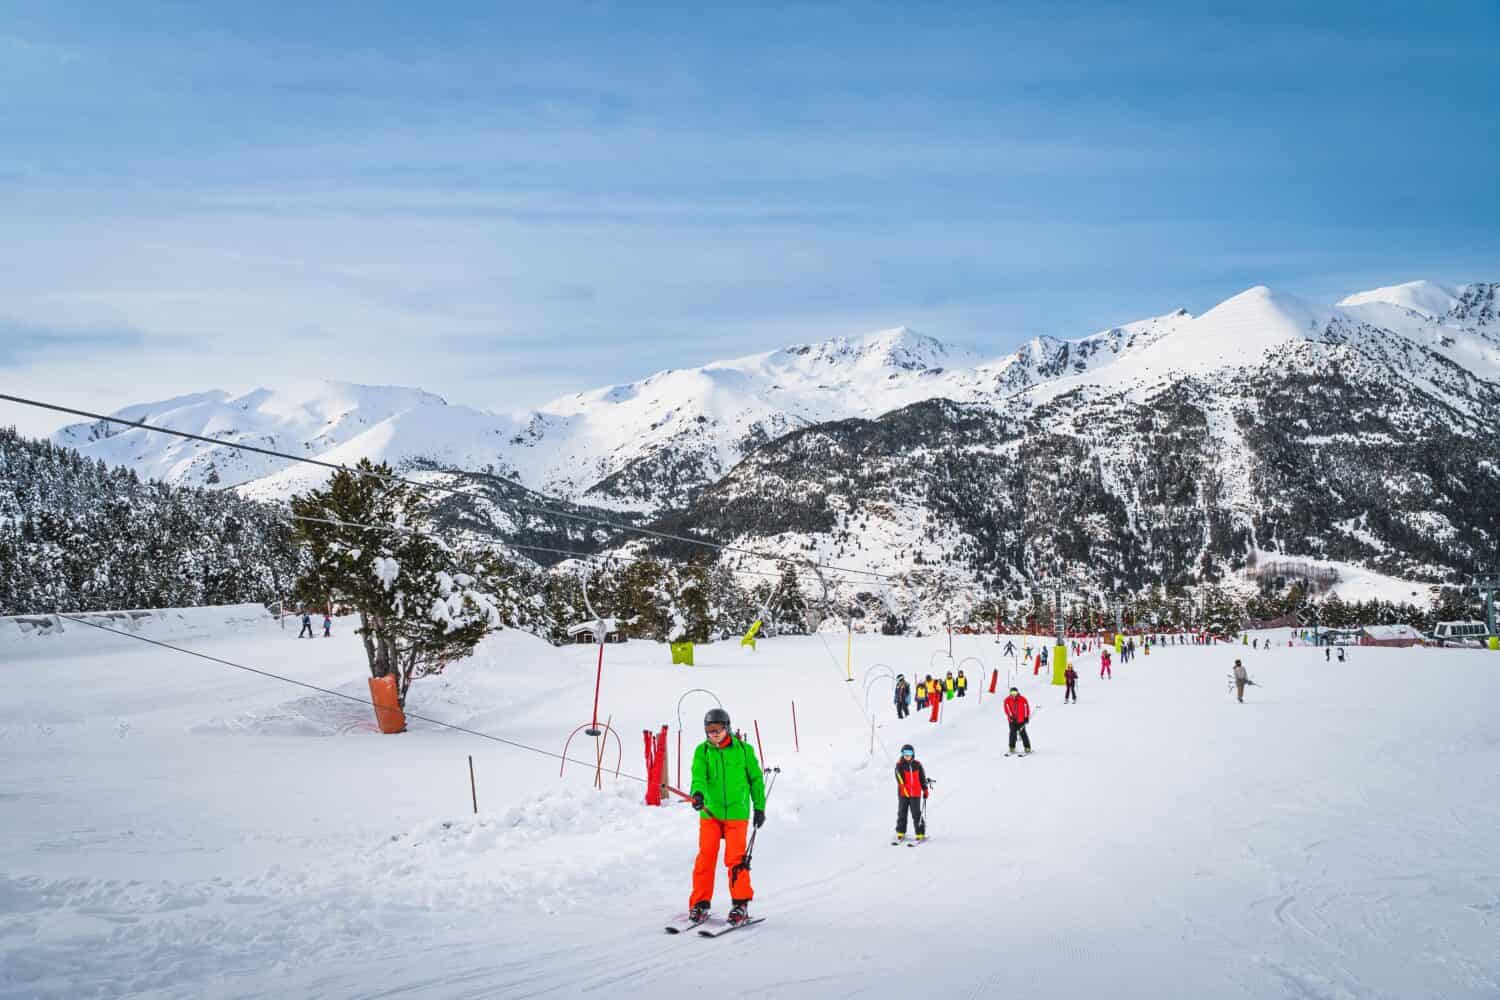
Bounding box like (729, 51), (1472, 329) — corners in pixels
(894, 758), (929, 837)
(1003, 693), (1032, 752)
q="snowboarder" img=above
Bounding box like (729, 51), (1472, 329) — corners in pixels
(894, 675), (912, 719)
(322, 614), (332, 638)
(1064, 663), (1077, 703)
(1003, 687), (1032, 754)
(1100, 648), (1112, 679)
(1232, 659), (1251, 703)
(892, 743), (931, 843)
(688, 707), (767, 927)
(955, 670), (968, 698)
(298, 612), (313, 638)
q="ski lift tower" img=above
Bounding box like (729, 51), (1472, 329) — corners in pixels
(1476, 571), (1500, 640)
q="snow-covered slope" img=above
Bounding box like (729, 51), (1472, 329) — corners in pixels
(4, 613), (1497, 997)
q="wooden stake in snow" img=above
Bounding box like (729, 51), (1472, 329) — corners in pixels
(468, 755), (478, 815)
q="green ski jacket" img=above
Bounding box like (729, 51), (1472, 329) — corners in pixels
(690, 736), (766, 820)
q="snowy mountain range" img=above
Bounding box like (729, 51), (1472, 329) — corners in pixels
(51, 279), (1500, 598)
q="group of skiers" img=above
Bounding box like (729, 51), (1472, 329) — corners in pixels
(892, 671), (968, 718)
(683, 639), (1274, 928)
(295, 612), (332, 638)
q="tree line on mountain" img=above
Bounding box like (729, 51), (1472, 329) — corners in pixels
(2, 429), (1487, 644)
(0, 427), (302, 615)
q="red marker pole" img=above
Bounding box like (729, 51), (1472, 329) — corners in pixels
(753, 719), (766, 765)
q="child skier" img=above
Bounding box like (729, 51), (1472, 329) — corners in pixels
(322, 614), (332, 638)
(1003, 687), (1032, 755)
(1064, 663), (1078, 703)
(955, 670), (968, 698)
(915, 678), (928, 710)
(894, 675), (911, 719)
(688, 707), (767, 926)
(892, 743), (931, 843)
(1100, 648), (1112, 679)
(944, 672), (956, 701)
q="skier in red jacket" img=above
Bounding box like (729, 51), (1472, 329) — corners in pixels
(1003, 687), (1032, 755)
(892, 744), (931, 843)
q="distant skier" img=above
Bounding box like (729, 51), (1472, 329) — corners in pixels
(892, 743), (931, 843)
(1232, 659), (1252, 703)
(298, 612), (313, 638)
(688, 707), (766, 927)
(1325, 647), (1331, 663)
(955, 670), (968, 698)
(1100, 648), (1112, 679)
(1336, 646), (1346, 663)
(1064, 664), (1077, 703)
(894, 675), (912, 719)
(322, 614), (332, 638)
(1003, 687), (1032, 755)
(1003, 640), (1016, 657)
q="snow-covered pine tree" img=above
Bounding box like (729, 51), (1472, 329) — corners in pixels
(290, 459), (501, 707)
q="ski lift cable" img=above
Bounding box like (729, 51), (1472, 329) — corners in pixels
(54, 612), (656, 785)
(280, 513), (835, 585)
(0, 392), (900, 583)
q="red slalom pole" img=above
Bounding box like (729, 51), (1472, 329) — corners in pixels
(754, 719), (766, 764)
(676, 728), (682, 790)
(791, 700), (800, 753)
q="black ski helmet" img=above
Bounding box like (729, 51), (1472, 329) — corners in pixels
(900, 743), (915, 755)
(704, 707), (731, 729)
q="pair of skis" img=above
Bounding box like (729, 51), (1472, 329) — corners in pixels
(890, 835), (927, 846)
(664, 913), (765, 937)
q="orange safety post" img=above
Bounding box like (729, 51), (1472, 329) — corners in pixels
(368, 675), (406, 734)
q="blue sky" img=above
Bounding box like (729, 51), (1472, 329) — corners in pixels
(1, 1), (1497, 435)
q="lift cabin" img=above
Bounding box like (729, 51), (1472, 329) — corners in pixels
(1432, 621), (1490, 647)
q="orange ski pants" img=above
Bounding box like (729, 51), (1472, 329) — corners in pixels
(691, 818), (753, 907)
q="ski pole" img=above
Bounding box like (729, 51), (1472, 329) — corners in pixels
(731, 767), (780, 880)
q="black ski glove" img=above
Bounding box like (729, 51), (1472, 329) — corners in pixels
(691, 792), (704, 811)
(753, 809), (766, 829)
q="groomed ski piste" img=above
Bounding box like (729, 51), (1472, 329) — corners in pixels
(3, 608), (1498, 998)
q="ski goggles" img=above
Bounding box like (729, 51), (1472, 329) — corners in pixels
(901, 749), (914, 757)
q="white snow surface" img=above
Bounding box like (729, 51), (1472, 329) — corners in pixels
(4, 613), (1498, 998)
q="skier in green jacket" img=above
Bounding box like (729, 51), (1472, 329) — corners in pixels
(688, 707), (767, 926)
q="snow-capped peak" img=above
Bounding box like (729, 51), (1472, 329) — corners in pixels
(774, 325), (977, 373)
(1337, 280), (1460, 320)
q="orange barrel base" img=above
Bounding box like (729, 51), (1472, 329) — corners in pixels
(368, 675), (407, 733)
